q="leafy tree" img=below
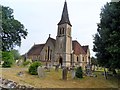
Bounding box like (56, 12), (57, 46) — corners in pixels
(11, 49), (21, 60)
(91, 57), (98, 66)
(91, 57), (98, 71)
(1, 6), (28, 51)
(93, 2), (120, 70)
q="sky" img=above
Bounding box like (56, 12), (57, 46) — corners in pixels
(1, 0), (111, 56)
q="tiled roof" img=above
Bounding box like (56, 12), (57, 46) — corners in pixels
(72, 40), (86, 55)
(82, 45), (89, 54)
(27, 44), (45, 56)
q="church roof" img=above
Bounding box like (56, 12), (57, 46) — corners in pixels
(72, 40), (86, 55)
(27, 44), (45, 55)
(58, 1), (72, 26)
(82, 45), (89, 54)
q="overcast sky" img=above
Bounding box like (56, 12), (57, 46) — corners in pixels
(1, 0), (111, 56)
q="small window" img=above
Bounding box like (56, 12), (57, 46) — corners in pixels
(62, 27), (64, 34)
(77, 56), (79, 62)
(68, 27), (71, 35)
(59, 28), (61, 34)
(82, 57), (84, 61)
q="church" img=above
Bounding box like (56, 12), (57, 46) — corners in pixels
(26, 1), (90, 69)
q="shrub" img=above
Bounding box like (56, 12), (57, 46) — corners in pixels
(75, 66), (83, 78)
(2, 60), (13, 67)
(2, 51), (14, 68)
(28, 61), (42, 75)
(23, 61), (31, 66)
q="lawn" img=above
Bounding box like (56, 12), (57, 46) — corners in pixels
(0, 66), (119, 88)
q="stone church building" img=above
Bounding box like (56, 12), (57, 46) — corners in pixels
(26, 1), (90, 69)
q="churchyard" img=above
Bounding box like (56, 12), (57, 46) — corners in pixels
(0, 65), (119, 88)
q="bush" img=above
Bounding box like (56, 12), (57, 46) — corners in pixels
(75, 66), (83, 78)
(28, 61), (42, 75)
(2, 51), (14, 68)
(23, 61), (31, 66)
(2, 60), (13, 67)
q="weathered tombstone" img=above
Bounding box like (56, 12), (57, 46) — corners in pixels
(62, 67), (68, 80)
(47, 63), (51, 72)
(85, 64), (92, 76)
(55, 64), (59, 72)
(71, 68), (76, 79)
(17, 59), (23, 66)
(37, 66), (45, 78)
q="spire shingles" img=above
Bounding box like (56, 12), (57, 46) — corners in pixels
(58, 1), (72, 26)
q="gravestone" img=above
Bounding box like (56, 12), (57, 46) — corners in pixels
(62, 67), (68, 80)
(85, 64), (92, 76)
(16, 59), (23, 66)
(47, 63), (51, 72)
(71, 68), (76, 79)
(37, 66), (45, 78)
(55, 64), (59, 72)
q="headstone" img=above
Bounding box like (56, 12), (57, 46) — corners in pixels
(17, 59), (23, 66)
(37, 66), (45, 78)
(85, 64), (92, 76)
(55, 64), (59, 72)
(62, 67), (68, 80)
(47, 63), (51, 72)
(71, 68), (76, 79)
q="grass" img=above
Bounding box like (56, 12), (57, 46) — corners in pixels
(0, 65), (119, 88)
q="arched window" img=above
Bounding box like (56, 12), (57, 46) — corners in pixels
(48, 46), (50, 60)
(68, 27), (71, 35)
(58, 28), (60, 35)
(77, 56), (79, 62)
(59, 28), (61, 34)
(50, 50), (52, 60)
(62, 27), (64, 34)
(82, 57), (84, 61)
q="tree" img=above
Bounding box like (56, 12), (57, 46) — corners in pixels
(1, 6), (28, 51)
(91, 56), (98, 71)
(11, 49), (21, 60)
(75, 66), (83, 78)
(93, 2), (120, 70)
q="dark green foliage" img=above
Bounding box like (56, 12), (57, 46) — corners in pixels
(23, 61), (31, 66)
(1, 6), (28, 51)
(93, 2), (120, 69)
(28, 61), (42, 75)
(11, 49), (21, 60)
(2, 60), (12, 67)
(75, 66), (83, 78)
(91, 57), (98, 66)
(2, 51), (14, 68)
(91, 57), (98, 71)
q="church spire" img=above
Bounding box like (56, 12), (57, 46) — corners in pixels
(58, 1), (72, 26)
